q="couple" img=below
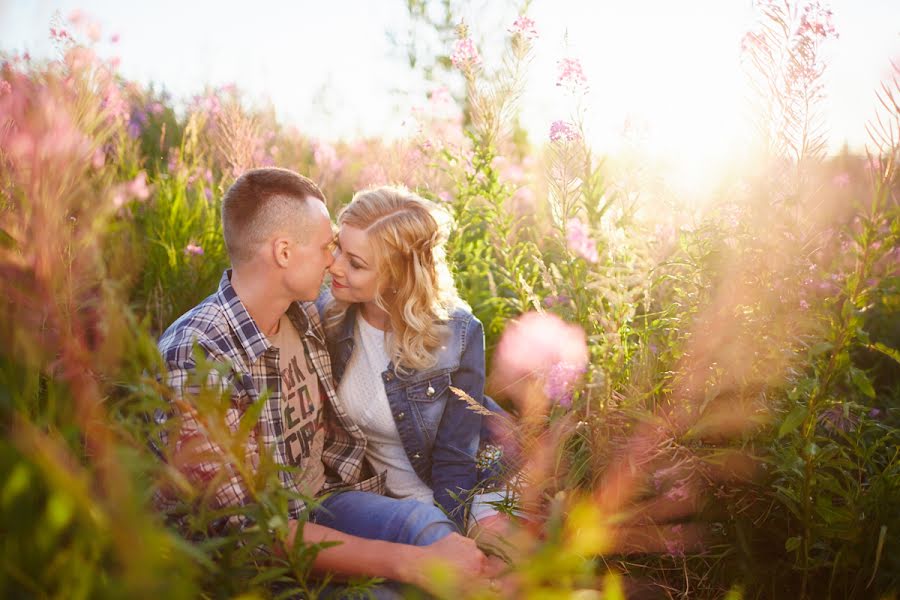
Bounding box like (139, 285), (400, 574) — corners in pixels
(158, 167), (511, 596)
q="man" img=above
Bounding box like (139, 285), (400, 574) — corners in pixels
(157, 168), (488, 594)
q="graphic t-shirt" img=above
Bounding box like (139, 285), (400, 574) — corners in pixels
(268, 313), (326, 497)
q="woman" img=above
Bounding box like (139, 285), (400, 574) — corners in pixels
(319, 186), (508, 532)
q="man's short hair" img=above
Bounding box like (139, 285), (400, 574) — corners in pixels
(221, 168), (326, 264)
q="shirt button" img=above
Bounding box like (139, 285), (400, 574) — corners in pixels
(396, 412), (405, 421)
(426, 385), (435, 397)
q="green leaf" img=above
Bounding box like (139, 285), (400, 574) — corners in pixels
(779, 405), (808, 438)
(785, 536), (802, 552)
(868, 342), (900, 365)
(850, 367), (876, 398)
(809, 342), (833, 357)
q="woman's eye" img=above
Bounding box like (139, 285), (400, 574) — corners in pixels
(350, 261), (362, 270)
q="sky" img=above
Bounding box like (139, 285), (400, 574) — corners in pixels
(1, 0), (898, 194)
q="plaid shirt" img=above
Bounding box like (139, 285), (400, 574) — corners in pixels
(158, 270), (384, 521)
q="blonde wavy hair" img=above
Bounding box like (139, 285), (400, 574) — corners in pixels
(325, 186), (462, 374)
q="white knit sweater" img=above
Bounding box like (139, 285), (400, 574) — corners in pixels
(337, 316), (435, 505)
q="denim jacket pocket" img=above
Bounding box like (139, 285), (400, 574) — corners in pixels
(406, 372), (451, 446)
(407, 372), (451, 403)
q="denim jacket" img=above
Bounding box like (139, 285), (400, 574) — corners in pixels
(317, 297), (491, 529)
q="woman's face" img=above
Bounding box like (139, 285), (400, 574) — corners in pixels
(329, 224), (382, 304)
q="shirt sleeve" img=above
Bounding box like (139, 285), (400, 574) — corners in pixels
(160, 338), (266, 527)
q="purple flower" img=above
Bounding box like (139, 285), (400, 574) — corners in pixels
(832, 172), (850, 188)
(665, 525), (686, 557)
(819, 405), (858, 433)
(184, 243), (204, 256)
(549, 120), (580, 143)
(450, 37), (481, 70)
(566, 217), (598, 262)
(543, 294), (571, 308)
(508, 16), (538, 40)
(556, 57), (589, 93)
(544, 362), (586, 408)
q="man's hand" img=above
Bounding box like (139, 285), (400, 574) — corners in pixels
(405, 532), (488, 591)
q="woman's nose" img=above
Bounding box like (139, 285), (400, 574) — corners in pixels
(328, 253), (343, 276)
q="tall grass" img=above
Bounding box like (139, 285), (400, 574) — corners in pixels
(1, 4), (898, 598)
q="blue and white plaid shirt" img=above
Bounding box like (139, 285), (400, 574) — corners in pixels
(158, 270), (384, 521)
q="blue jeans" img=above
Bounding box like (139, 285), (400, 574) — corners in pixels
(311, 491), (457, 598)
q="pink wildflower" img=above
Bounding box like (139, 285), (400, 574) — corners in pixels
(64, 47), (96, 72)
(832, 172), (850, 188)
(67, 10), (85, 25)
(665, 482), (690, 502)
(556, 57), (589, 93)
(101, 82), (128, 122)
(665, 525), (686, 557)
(113, 171), (151, 207)
(798, 2), (837, 40)
(184, 243), (204, 256)
(566, 217), (598, 263)
(450, 37), (481, 70)
(91, 148), (105, 169)
(545, 362), (586, 408)
(492, 312), (589, 411)
(549, 120), (580, 143)
(110, 33), (120, 44)
(509, 16), (538, 40)
(313, 140), (343, 174)
(86, 21), (102, 43)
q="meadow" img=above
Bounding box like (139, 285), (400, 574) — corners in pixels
(1, 3), (898, 598)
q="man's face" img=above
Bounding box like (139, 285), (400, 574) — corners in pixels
(286, 200), (335, 301)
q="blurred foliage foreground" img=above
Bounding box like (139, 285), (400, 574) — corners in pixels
(1, 4), (900, 599)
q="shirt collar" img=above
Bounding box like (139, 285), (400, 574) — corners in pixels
(216, 270), (272, 363)
(216, 269), (319, 364)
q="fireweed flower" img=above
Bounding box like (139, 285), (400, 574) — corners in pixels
(543, 294), (571, 308)
(545, 362), (586, 408)
(549, 120), (580, 143)
(798, 2), (837, 39)
(112, 171), (151, 207)
(665, 525), (686, 557)
(556, 57), (589, 93)
(450, 37), (481, 70)
(819, 405), (858, 434)
(492, 312), (589, 411)
(508, 16), (538, 40)
(566, 217), (599, 263)
(832, 172), (850, 187)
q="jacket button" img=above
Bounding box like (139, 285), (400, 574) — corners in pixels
(396, 412), (405, 421)
(413, 452), (421, 459)
(426, 385), (435, 397)
(384, 371), (394, 381)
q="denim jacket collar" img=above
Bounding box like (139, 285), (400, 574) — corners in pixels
(336, 302), (359, 346)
